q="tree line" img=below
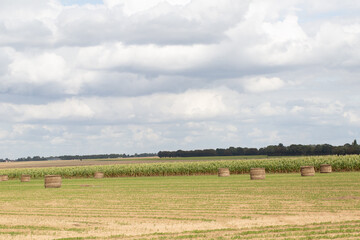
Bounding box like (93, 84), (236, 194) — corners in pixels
(11, 153), (157, 162)
(2, 141), (359, 162)
(158, 140), (360, 158)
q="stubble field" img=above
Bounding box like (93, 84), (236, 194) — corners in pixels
(1, 172), (360, 239)
(0, 156), (266, 170)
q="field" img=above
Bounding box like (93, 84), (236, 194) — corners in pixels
(1, 172), (360, 239)
(1, 155), (359, 178)
(0, 156), (268, 170)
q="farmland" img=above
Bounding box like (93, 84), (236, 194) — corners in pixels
(0, 172), (360, 239)
(0, 155), (267, 170)
(1, 155), (360, 239)
(0, 155), (360, 179)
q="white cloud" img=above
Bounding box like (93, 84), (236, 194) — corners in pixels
(256, 102), (286, 116)
(0, 0), (61, 47)
(0, 88), (241, 124)
(103, 0), (163, 13)
(0, 129), (9, 139)
(9, 53), (67, 84)
(0, 98), (94, 122)
(164, 89), (232, 119)
(344, 111), (360, 125)
(244, 77), (285, 93)
(290, 106), (304, 114)
(0, 0), (360, 158)
(50, 137), (66, 145)
(11, 124), (36, 136)
(262, 15), (307, 42)
(130, 125), (161, 142)
(248, 128), (263, 137)
(302, 99), (344, 115)
(248, 127), (280, 143)
(77, 43), (214, 73)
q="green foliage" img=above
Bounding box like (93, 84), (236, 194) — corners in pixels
(1, 155), (360, 179)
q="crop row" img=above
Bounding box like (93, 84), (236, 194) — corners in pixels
(1, 155), (360, 179)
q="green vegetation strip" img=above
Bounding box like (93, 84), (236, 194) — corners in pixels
(0, 155), (360, 179)
(0, 224), (84, 232)
(54, 221), (360, 240)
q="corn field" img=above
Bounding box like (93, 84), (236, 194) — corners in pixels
(1, 155), (360, 179)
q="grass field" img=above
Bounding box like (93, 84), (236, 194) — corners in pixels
(1, 172), (360, 239)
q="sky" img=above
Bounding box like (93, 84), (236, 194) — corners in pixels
(0, 0), (360, 159)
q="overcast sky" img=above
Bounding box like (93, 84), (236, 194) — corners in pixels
(0, 0), (360, 158)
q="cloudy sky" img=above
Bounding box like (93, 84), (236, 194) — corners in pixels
(0, 0), (360, 158)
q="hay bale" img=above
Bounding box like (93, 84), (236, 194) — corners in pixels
(21, 174), (31, 182)
(250, 168), (265, 180)
(301, 166), (315, 176)
(320, 164), (332, 173)
(218, 168), (230, 177)
(44, 175), (62, 188)
(0, 175), (9, 181)
(94, 172), (104, 179)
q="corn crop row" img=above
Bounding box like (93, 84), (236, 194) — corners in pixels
(1, 155), (360, 179)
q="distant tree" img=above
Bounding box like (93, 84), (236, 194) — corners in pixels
(244, 148), (258, 155)
(216, 148), (226, 156)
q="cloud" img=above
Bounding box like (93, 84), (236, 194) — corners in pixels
(76, 43), (214, 73)
(244, 77), (285, 93)
(0, 0), (360, 158)
(344, 111), (360, 126)
(256, 102), (286, 116)
(248, 128), (263, 137)
(248, 128), (280, 143)
(0, 88), (240, 124)
(50, 136), (66, 145)
(290, 106), (304, 114)
(0, 48), (12, 75)
(9, 53), (67, 84)
(103, 0), (166, 13)
(0, 0), (250, 48)
(0, 0), (61, 48)
(0, 98), (94, 122)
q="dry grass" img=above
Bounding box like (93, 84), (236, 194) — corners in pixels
(0, 172), (360, 239)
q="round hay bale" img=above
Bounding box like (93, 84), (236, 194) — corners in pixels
(94, 172), (104, 179)
(218, 168), (230, 177)
(44, 175), (62, 188)
(1, 175), (9, 181)
(250, 168), (265, 180)
(21, 174), (31, 182)
(320, 164), (332, 173)
(301, 166), (315, 176)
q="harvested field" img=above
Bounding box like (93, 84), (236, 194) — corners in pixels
(0, 155), (267, 169)
(0, 172), (360, 239)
